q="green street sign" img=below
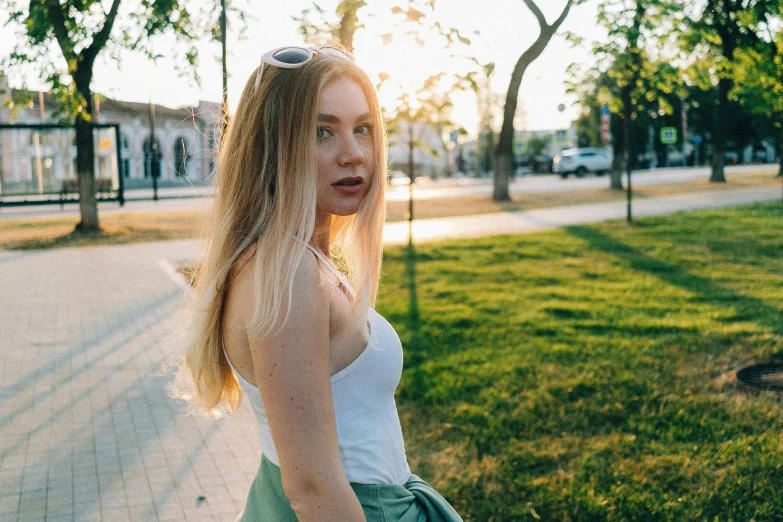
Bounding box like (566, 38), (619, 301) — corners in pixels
(661, 127), (677, 144)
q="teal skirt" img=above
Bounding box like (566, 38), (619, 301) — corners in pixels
(236, 455), (463, 522)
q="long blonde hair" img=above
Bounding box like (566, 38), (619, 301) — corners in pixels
(176, 52), (387, 414)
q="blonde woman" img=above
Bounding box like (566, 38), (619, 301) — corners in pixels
(177, 46), (463, 521)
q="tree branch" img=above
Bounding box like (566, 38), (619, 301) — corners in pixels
(551, 0), (574, 31)
(82, 0), (122, 68)
(521, 0), (547, 29)
(521, 0), (573, 35)
(43, 0), (76, 67)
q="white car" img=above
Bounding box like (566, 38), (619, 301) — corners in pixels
(553, 148), (612, 178)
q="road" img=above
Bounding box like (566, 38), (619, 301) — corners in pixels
(386, 163), (778, 201)
(0, 164), (778, 221)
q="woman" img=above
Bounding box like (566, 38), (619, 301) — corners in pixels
(177, 45), (463, 521)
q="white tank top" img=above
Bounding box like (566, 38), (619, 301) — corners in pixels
(224, 246), (412, 485)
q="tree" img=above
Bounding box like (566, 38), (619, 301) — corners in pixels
(294, 0), (367, 52)
(684, 0), (766, 182)
(573, 0), (682, 190)
(1, 0), (242, 232)
(462, 61), (501, 176)
(526, 134), (550, 156)
(385, 75), (459, 221)
(494, 0), (575, 201)
(730, 1), (783, 176)
(569, 60), (688, 169)
(295, 0), (477, 197)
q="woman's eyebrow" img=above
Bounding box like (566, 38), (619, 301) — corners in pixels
(317, 112), (372, 123)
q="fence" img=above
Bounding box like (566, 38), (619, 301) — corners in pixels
(0, 123), (124, 207)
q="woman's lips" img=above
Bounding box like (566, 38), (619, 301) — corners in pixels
(332, 177), (364, 195)
(332, 181), (363, 195)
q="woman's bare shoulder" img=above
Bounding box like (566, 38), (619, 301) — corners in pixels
(226, 241), (325, 325)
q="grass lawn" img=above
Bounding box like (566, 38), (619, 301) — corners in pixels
(375, 202), (783, 521)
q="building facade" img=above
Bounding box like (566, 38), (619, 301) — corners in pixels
(0, 79), (220, 197)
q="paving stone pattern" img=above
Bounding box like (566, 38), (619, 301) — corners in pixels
(0, 240), (261, 522)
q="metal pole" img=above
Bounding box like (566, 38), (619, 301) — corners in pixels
(626, 159), (632, 223)
(113, 125), (125, 206)
(408, 119), (415, 230)
(220, 0), (229, 142)
(625, 118), (632, 224)
(148, 98), (158, 201)
(681, 98), (688, 162)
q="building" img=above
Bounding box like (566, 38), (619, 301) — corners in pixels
(0, 77), (220, 197)
(387, 121), (449, 178)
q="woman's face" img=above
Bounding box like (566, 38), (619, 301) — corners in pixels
(314, 76), (376, 222)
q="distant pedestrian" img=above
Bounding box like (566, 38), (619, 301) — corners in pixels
(174, 45), (462, 522)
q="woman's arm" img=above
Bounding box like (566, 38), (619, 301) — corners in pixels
(231, 249), (366, 522)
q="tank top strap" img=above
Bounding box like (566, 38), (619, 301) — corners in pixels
(305, 244), (356, 297)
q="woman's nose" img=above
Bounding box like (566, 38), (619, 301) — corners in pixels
(338, 135), (365, 167)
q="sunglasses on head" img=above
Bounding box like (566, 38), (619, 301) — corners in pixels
(260, 46), (355, 69)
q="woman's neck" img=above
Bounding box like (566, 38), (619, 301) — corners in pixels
(311, 217), (331, 255)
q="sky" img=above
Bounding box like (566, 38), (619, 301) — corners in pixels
(0, 0), (605, 135)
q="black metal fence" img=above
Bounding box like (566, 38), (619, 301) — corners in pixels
(0, 123), (124, 208)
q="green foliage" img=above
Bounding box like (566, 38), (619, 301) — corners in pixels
(575, 1), (683, 128)
(526, 134), (550, 156)
(379, 1), (479, 177)
(679, 0), (780, 177)
(293, 0), (367, 51)
(728, 1), (783, 138)
(384, 72), (458, 174)
(293, 0), (479, 176)
(1, 0), (247, 118)
(378, 203), (783, 520)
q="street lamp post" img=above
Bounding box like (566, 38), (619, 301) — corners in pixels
(148, 100), (159, 201)
(220, 0), (229, 141)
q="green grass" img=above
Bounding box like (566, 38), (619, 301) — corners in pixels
(377, 203), (783, 521)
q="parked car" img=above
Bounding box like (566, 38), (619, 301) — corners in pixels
(531, 154), (554, 173)
(553, 148), (612, 178)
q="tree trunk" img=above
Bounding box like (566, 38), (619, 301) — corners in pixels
(710, 77), (729, 182)
(73, 68), (100, 232)
(337, 0), (363, 53)
(610, 112), (625, 190)
(494, 154), (512, 200)
(615, 0), (643, 195)
(778, 127), (783, 177)
(494, 59), (524, 201)
(407, 120), (414, 223)
(493, 0), (571, 202)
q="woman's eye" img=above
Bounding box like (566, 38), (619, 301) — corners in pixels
(316, 127), (332, 139)
(356, 124), (373, 135)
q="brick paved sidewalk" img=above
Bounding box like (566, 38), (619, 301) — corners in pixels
(0, 240), (260, 522)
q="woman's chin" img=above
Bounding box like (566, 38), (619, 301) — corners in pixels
(333, 206), (361, 217)
(317, 205), (362, 219)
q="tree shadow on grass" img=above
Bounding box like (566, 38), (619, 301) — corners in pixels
(403, 234), (428, 400)
(565, 225), (783, 341)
